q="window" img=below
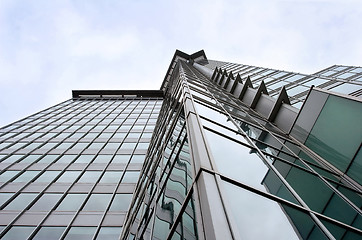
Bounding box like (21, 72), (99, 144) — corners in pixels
(4, 193), (38, 210)
(33, 227), (66, 240)
(78, 171), (102, 183)
(56, 194), (87, 211)
(99, 172), (122, 183)
(109, 194), (132, 212)
(82, 194), (112, 211)
(2, 226), (35, 240)
(30, 194), (62, 211)
(64, 227), (97, 240)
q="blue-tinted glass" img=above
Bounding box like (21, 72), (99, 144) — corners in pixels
(99, 171), (122, 183)
(4, 193), (37, 210)
(64, 227), (97, 240)
(82, 194), (112, 211)
(57, 171), (81, 182)
(33, 227), (66, 240)
(109, 194), (132, 211)
(96, 227), (122, 239)
(222, 181), (318, 239)
(30, 194), (62, 211)
(2, 226), (35, 240)
(56, 194), (87, 211)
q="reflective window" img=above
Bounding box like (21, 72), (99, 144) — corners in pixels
(78, 171), (102, 183)
(64, 227), (97, 240)
(56, 194), (87, 211)
(74, 155), (94, 163)
(222, 181), (325, 239)
(57, 171), (82, 183)
(4, 193), (37, 210)
(109, 194), (132, 211)
(82, 194), (112, 211)
(122, 171), (140, 183)
(13, 171), (40, 182)
(35, 171), (61, 182)
(0, 171), (20, 182)
(96, 227), (122, 239)
(33, 226), (66, 240)
(93, 154), (113, 163)
(112, 155), (131, 163)
(2, 226), (35, 240)
(0, 193), (13, 206)
(204, 129), (297, 204)
(99, 171), (122, 183)
(30, 193), (62, 211)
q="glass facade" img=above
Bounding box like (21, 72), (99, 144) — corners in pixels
(0, 95), (162, 239)
(1, 50), (361, 239)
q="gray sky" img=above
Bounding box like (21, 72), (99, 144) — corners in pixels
(0, 0), (361, 127)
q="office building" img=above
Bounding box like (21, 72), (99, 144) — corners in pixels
(0, 50), (361, 239)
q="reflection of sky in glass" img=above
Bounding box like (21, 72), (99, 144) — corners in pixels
(204, 129), (269, 192)
(223, 181), (299, 240)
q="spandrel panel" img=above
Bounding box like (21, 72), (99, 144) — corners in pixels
(222, 180), (325, 240)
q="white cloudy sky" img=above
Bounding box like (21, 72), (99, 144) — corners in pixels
(0, 0), (361, 127)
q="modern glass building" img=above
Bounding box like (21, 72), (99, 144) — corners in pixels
(0, 50), (361, 239)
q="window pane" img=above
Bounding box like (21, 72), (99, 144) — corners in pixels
(222, 181), (324, 239)
(99, 172), (122, 183)
(13, 171), (40, 182)
(122, 171), (139, 183)
(56, 194), (87, 211)
(33, 227), (66, 240)
(35, 171), (61, 182)
(64, 227), (96, 240)
(2, 226), (35, 240)
(4, 193), (38, 210)
(109, 194), (132, 212)
(112, 155), (130, 163)
(57, 171), (81, 183)
(78, 171), (102, 183)
(30, 194), (62, 211)
(96, 227), (122, 240)
(0, 171), (20, 182)
(82, 194), (112, 211)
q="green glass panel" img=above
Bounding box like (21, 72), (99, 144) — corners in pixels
(346, 147), (362, 185)
(305, 95), (362, 172)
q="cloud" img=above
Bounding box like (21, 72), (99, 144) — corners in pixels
(0, 0), (361, 126)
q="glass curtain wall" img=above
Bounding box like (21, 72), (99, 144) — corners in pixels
(0, 96), (162, 239)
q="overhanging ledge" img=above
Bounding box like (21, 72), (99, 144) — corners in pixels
(72, 90), (164, 98)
